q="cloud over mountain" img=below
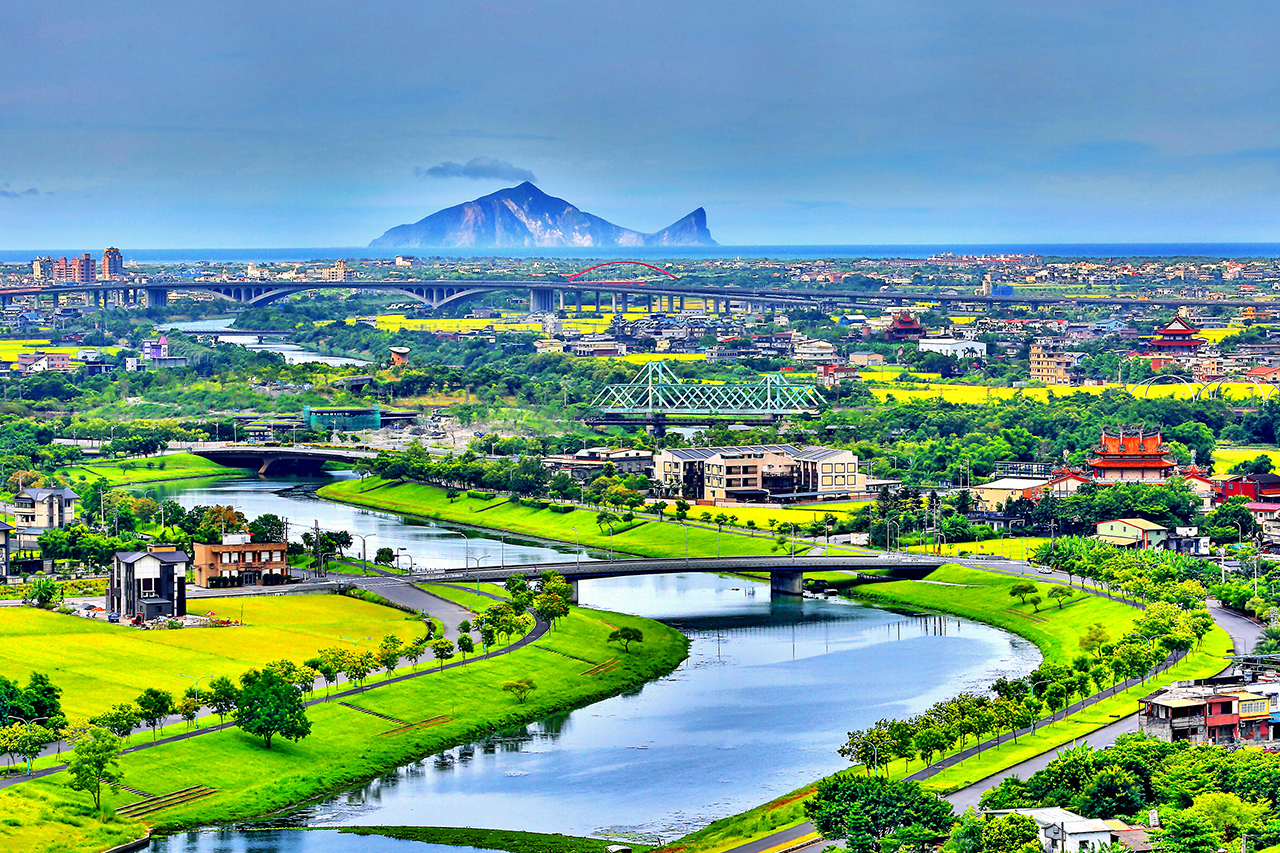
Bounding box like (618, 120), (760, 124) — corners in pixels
(417, 157), (536, 182)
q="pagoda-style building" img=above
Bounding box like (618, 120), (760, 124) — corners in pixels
(1087, 426), (1178, 483)
(1146, 317), (1205, 357)
(886, 312), (926, 342)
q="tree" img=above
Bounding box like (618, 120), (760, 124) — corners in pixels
(374, 547), (395, 566)
(1151, 809), (1220, 853)
(66, 727), (123, 815)
(608, 627), (644, 652)
(177, 694), (201, 732)
(234, 668), (311, 749)
(342, 651), (376, 689)
(90, 703), (140, 739)
(1047, 586), (1073, 609)
(914, 728), (950, 766)
(1028, 595), (1043, 613)
(206, 676), (240, 725)
(247, 513), (287, 544)
(135, 688), (173, 742)
(1009, 582), (1037, 605)
(533, 592), (570, 628)
(26, 576), (61, 608)
(430, 637), (455, 669)
(377, 634), (403, 675)
(1078, 622), (1111, 658)
(1185, 791), (1269, 843)
(982, 813), (1041, 853)
(1077, 765), (1146, 819)
(457, 634), (475, 659)
(805, 775), (954, 841)
(502, 676), (537, 703)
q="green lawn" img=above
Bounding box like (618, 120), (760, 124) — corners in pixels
(340, 827), (656, 853)
(4, 605), (688, 851)
(421, 581), (512, 614)
(319, 478), (788, 559)
(58, 452), (238, 487)
(0, 594), (426, 717)
(849, 564), (1140, 666)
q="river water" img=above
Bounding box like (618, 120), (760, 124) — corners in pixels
(159, 318), (370, 367)
(148, 474), (1040, 851)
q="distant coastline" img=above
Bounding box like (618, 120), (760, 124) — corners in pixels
(3, 243), (1280, 263)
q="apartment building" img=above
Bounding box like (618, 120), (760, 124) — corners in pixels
(192, 533), (289, 588)
(1030, 341), (1084, 385)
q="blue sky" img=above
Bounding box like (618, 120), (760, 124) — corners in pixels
(2, 0), (1278, 247)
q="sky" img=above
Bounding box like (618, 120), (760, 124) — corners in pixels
(2, 0), (1279, 248)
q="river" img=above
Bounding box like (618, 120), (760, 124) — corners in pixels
(158, 318), (370, 367)
(148, 474), (1040, 851)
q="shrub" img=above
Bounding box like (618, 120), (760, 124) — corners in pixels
(467, 490), (495, 500)
(549, 505), (575, 514)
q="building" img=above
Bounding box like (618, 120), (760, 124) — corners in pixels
(792, 446), (865, 498)
(14, 351), (71, 373)
(918, 337), (987, 358)
(972, 477), (1051, 511)
(655, 444), (801, 500)
(321, 260), (354, 282)
(542, 447), (654, 481)
(31, 257), (53, 280)
(101, 247), (124, 279)
(1086, 426), (1177, 483)
(14, 486), (77, 529)
(192, 533), (289, 588)
(1146, 317), (1205, 357)
(304, 404), (382, 432)
(141, 336), (169, 359)
(816, 363), (860, 387)
(1139, 680), (1280, 744)
(1030, 341), (1085, 385)
(885, 312), (926, 341)
(109, 544), (188, 620)
(389, 345), (411, 366)
(1095, 518), (1168, 549)
(53, 253), (96, 283)
(0, 521), (13, 576)
(792, 338), (839, 363)
(983, 808), (1115, 853)
(1219, 472), (1280, 503)
(846, 352), (885, 366)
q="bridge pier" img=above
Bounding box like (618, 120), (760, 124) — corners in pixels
(530, 289), (555, 313)
(146, 288), (168, 307)
(769, 569), (804, 596)
(567, 578), (579, 604)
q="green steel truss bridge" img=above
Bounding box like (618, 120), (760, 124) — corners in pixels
(587, 362), (821, 431)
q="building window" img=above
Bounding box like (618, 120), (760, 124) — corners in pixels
(220, 552), (231, 564)
(140, 577), (155, 594)
(821, 464), (833, 473)
(835, 463), (845, 472)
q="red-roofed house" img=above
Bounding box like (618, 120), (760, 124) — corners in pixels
(1146, 317), (1205, 356)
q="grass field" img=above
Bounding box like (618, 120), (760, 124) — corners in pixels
(0, 595), (426, 717)
(340, 826), (655, 853)
(319, 478), (790, 559)
(58, 452), (238, 487)
(4, 604), (688, 851)
(0, 339), (120, 360)
(1213, 446), (1280, 472)
(904, 536), (1050, 559)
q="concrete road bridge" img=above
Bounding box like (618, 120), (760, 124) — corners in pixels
(5, 278), (1276, 312)
(404, 553), (947, 599)
(191, 444), (378, 475)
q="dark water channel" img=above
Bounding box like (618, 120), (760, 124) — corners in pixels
(148, 475), (1040, 851)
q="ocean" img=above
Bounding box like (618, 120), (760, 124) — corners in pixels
(2, 243), (1280, 264)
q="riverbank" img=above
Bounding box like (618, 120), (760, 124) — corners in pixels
(0, 597), (688, 853)
(318, 477), (791, 559)
(57, 452), (239, 487)
(654, 564), (1234, 853)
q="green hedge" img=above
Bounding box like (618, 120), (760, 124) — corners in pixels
(549, 504), (575, 514)
(467, 490), (495, 500)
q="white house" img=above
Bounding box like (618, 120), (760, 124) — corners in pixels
(984, 808), (1115, 853)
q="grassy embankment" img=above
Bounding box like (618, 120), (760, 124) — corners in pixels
(656, 564), (1234, 853)
(341, 826), (655, 853)
(57, 452), (238, 487)
(318, 477), (792, 558)
(0, 594), (687, 853)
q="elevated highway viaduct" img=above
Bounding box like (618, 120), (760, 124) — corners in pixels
(4, 280), (1272, 313)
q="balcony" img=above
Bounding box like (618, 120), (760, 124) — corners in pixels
(1171, 714), (1206, 728)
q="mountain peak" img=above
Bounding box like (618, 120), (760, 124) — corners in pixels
(370, 186), (717, 248)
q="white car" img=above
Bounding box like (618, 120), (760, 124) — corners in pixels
(1037, 566), (1054, 574)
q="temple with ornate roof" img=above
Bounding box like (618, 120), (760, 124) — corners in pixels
(1146, 316), (1205, 356)
(885, 312), (926, 342)
(1087, 426), (1178, 483)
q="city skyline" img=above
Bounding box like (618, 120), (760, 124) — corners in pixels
(2, 1), (1278, 248)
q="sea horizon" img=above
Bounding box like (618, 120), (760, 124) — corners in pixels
(3, 242), (1280, 265)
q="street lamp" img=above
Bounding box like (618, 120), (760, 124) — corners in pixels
(179, 673), (212, 703)
(680, 522), (690, 566)
(468, 556), (485, 593)
(571, 527), (580, 569)
(887, 520), (900, 554)
(395, 546), (415, 575)
(339, 635), (371, 649)
(11, 715), (50, 775)
(788, 522), (798, 562)
(143, 488), (166, 533)
(351, 533), (376, 575)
